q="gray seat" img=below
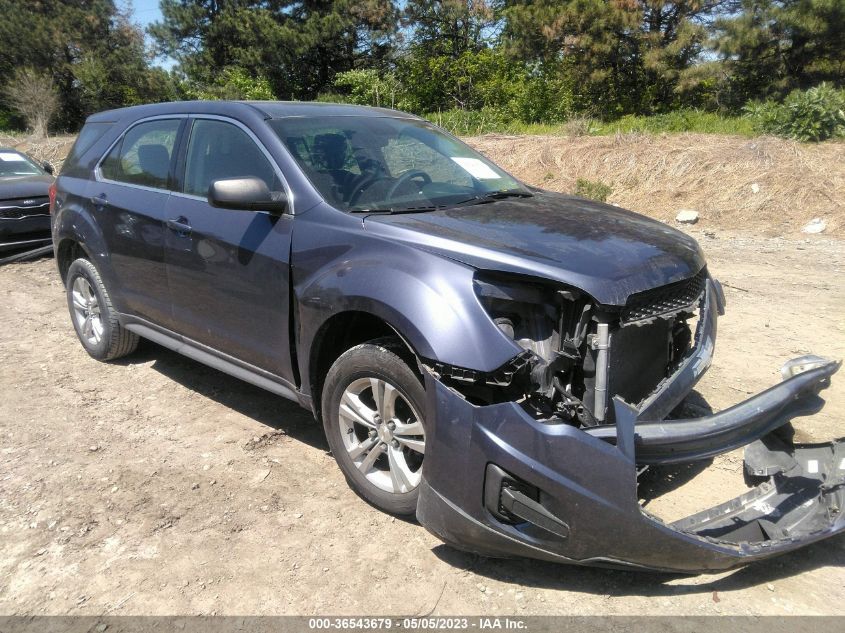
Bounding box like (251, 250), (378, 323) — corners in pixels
(137, 144), (170, 187)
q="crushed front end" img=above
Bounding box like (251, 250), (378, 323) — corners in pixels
(417, 270), (843, 572)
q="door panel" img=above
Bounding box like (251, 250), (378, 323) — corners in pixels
(94, 118), (182, 327)
(92, 183), (172, 325)
(164, 118), (294, 381)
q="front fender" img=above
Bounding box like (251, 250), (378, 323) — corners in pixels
(293, 207), (522, 391)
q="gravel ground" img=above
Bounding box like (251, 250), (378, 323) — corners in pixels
(0, 228), (843, 616)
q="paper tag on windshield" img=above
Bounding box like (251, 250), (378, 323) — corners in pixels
(450, 157), (500, 180)
(0, 152), (26, 162)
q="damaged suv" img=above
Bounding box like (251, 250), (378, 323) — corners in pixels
(53, 102), (842, 573)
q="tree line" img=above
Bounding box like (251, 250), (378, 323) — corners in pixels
(1, 0), (843, 135)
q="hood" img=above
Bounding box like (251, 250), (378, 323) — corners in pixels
(363, 190), (705, 306)
(0, 174), (54, 201)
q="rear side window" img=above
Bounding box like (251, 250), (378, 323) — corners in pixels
(100, 119), (181, 189)
(62, 121), (113, 175)
(182, 119), (278, 197)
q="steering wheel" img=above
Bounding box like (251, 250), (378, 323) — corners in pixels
(347, 172), (391, 206)
(385, 169), (432, 200)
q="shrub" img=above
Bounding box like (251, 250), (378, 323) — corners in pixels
(3, 68), (59, 138)
(745, 84), (845, 142)
(188, 67), (276, 101)
(562, 117), (598, 137)
(574, 179), (612, 202)
(0, 107), (24, 132)
(332, 69), (403, 108)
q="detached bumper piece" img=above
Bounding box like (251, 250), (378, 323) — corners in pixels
(587, 356), (840, 465)
(417, 284), (844, 572)
(673, 436), (844, 546)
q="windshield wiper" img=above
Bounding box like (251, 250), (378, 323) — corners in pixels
(445, 190), (534, 209)
(349, 205), (442, 214)
(482, 190), (534, 200)
(349, 191), (533, 215)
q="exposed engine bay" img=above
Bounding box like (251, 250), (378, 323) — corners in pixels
(418, 269), (842, 572)
(429, 268), (710, 428)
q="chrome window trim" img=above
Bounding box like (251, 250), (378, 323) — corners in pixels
(93, 113), (295, 215)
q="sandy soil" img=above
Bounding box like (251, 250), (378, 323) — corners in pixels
(0, 228), (844, 617)
(467, 134), (845, 236)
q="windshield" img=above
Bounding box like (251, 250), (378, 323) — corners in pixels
(0, 150), (45, 177)
(269, 116), (528, 212)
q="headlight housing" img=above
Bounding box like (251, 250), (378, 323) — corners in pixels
(473, 272), (592, 363)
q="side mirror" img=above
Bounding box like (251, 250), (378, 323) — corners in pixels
(207, 177), (287, 214)
(42, 162), (54, 175)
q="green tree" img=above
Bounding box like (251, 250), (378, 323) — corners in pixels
(395, 1), (522, 113)
(402, 0), (495, 56)
(715, 0), (845, 107)
(150, 0), (399, 100)
(501, 1), (732, 116)
(0, 0), (173, 130)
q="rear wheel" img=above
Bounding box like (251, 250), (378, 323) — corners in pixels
(322, 338), (427, 516)
(66, 258), (139, 361)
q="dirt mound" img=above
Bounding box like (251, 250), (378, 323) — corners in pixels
(0, 134), (77, 172)
(465, 133), (845, 236)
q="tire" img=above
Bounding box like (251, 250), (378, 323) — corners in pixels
(65, 257), (139, 361)
(322, 337), (427, 516)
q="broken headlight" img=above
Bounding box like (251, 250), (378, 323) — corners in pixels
(473, 273), (595, 423)
(473, 273), (561, 361)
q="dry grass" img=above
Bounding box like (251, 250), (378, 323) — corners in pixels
(466, 133), (845, 236)
(0, 133), (77, 172)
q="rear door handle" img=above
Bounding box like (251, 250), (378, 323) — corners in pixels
(91, 194), (107, 206)
(166, 217), (192, 235)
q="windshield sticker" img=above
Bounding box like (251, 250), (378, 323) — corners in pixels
(450, 157), (501, 180)
(0, 152), (27, 162)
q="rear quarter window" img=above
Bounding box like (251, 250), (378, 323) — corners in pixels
(62, 122), (114, 176)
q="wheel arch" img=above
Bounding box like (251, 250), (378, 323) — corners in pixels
(307, 310), (420, 423)
(55, 238), (93, 283)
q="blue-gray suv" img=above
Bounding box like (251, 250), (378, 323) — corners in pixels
(52, 101), (843, 572)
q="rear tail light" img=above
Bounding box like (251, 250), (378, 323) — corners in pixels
(48, 182), (57, 213)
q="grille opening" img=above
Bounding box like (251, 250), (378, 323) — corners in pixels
(622, 269), (706, 324)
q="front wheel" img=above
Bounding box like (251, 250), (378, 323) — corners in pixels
(321, 338), (427, 516)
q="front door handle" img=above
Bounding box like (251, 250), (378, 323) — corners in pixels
(166, 217), (192, 235)
(91, 194), (107, 207)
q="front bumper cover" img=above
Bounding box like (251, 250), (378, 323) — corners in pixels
(0, 215), (52, 256)
(417, 280), (843, 573)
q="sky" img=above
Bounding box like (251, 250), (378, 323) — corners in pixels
(121, 0), (175, 69)
(125, 0), (163, 29)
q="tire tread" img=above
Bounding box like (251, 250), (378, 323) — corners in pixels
(67, 258), (139, 361)
(321, 336), (426, 517)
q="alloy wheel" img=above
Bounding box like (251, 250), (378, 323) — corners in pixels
(337, 377), (425, 494)
(71, 276), (104, 346)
